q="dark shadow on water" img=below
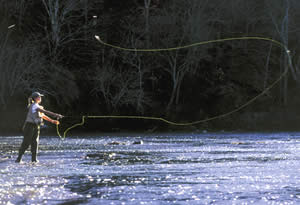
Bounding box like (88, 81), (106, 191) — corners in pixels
(56, 198), (89, 205)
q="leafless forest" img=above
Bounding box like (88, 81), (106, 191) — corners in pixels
(1, 0), (300, 133)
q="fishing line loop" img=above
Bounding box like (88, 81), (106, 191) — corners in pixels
(56, 36), (292, 139)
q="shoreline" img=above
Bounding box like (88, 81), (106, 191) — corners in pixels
(2, 128), (300, 138)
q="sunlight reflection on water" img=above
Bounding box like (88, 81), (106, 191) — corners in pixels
(0, 133), (300, 204)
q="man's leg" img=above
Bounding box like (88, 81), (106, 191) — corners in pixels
(31, 126), (40, 162)
(16, 124), (33, 163)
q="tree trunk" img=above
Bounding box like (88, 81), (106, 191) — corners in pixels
(263, 43), (273, 90)
(166, 58), (178, 116)
(166, 82), (178, 117)
(283, 56), (288, 106)
(144, 0), (151, 48)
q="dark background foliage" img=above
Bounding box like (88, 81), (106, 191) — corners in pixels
(1, 0), (300, 134)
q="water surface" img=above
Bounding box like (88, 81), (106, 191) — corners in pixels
(0, 132), (300, 204)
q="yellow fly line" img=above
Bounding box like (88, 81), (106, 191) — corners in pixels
(56, 36), (291, 139)
(94, 35), (288, 52)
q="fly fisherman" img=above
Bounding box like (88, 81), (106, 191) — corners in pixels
(15, 92), (63, 163)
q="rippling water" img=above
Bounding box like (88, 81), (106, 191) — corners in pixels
(0, 132), (300, 204)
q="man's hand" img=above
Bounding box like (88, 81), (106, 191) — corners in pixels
(55, 114), (64, 119)
(53, 120), (60, 125)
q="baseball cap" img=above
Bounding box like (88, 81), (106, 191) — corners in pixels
(31, 92), (44, 99)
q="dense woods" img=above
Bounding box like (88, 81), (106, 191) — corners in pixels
(1, 0), (300, 133)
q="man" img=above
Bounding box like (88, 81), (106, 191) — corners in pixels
(16, 92), (63, 163)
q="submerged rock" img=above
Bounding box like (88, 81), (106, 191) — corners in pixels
(106, 141), (127, 146)
(132, 140), (143, 145)
(105, 140), (144, 146)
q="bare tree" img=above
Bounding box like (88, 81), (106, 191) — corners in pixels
(90, 52), (152, 114)
(151, 0), (215, 116)
(0, 38), (79, 109)
(121, 49), (148, 113)
(41, 0), (84, 62)
(0, 5), (79, 109)
(0, 43), (28, 108)
(266, 0), (294, 105)
(143, 0), (151, 48)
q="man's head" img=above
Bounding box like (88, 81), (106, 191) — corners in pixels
(31, 92), (44, 103)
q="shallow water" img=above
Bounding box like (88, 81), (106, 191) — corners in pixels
(0, 132), (300, 204)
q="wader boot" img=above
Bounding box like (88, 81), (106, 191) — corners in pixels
(15, 154), (23, 163)
(31, 153), (38, 163)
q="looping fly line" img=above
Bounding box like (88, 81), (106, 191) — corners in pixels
(94, 35), (289, 52)
(56, 36), (292, 140)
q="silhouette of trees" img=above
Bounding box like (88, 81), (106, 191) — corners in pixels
(2, 0), (300, 132)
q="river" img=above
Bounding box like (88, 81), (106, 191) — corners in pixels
(0, 132), (300, 204)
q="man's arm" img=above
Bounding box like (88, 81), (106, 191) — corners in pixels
(37, 107), (63, 119)
(42, 115), (60, 125)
